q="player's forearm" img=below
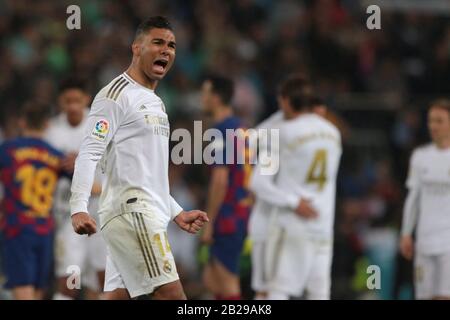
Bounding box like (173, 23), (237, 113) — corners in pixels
(205, 179), (228, 224)
(70, 151), (102, 215)
(250, 167), (298, 210)
(401, 187), (420, 236)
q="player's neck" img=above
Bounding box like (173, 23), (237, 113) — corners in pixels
(435, 138), (450, 150)
(125, 65), (158, 90)
(285, 110), (309, 120)
(22, 129), (44, 139)
(213, 106), (233, 123)
(66, 116), (83, 128)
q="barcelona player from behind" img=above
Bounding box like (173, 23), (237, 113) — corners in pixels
(200, 75), (252, 300)
(0, 103), (71, 300)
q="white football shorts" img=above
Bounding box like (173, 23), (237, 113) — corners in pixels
(265, 224), (333, 299)
(251, 239), (268, 293)
(414, 251), (450, 299)
(101, 198), (179, 298)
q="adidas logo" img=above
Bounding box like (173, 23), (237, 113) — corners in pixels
(139, 105), (148, 111)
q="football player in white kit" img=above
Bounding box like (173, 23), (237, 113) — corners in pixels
(70, 16), (208, 300)
(249, 75), (313, 300)
(250, 75), (342, 300)
(45, 80), (106, 300)
(400, 99), (450, 300)
(248, 110), (283, 300)
(249, 101), (333, 299)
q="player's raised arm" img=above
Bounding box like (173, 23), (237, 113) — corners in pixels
(70, 97), (125, 235)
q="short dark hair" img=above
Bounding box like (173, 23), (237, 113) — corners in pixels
(59, 78), (87, 94)
(205, 74), (234, 105)
(278, 73), (314, 111)
(135, 16), (173, 40)
(429, 98), (450, 114)
(22, 102), (51, 130)
(310, 95), (324, 107)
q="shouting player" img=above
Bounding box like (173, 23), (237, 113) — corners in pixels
(400, 99), (450, 300)
(69, 16), (208, 300)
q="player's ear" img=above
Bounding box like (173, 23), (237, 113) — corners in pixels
(132, 40), (141, 57)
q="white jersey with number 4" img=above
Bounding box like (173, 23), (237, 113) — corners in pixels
(405, 144), (450, 255)
(253, 113), (342, 241)
(251, 113), (341, 298)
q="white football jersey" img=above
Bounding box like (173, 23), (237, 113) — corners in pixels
(45, 111), (88, 155)
(70, 73), (183, 228)
(249, 110), (284, 241)
(45, 111), (91, 219)
(405, 144), (450, 254)
(253, 113), (342, 240)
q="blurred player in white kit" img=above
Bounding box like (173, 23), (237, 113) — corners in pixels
(250, 74), (342, 300)
(400, 99), (450, 300)
(45, 79), (106, 299)
(248, 75), (312, 300)
(248, 110), (282, 300)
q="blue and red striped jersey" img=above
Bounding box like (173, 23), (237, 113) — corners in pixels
(0, 137), (69, 238)
(210, 116), (252, 235)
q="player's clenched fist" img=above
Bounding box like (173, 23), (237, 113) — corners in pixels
(71, 212), (97, 236)
(174, 210), (209, 234)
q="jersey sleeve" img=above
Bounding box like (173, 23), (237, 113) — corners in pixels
(169, 195), (183, 220)
(401, 187), (420, 236)
(406, 149), (421, 189)
(249, 147), (299, 210)
(250, 169), (298, 209)
(401, 149), (422, 235)
(70, 98), (125, 215)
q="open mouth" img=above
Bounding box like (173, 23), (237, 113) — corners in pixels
(153, 59), (168, 73)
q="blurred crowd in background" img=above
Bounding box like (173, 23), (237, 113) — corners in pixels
(1, 0), (450, 299)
